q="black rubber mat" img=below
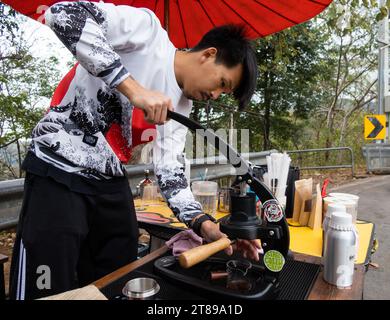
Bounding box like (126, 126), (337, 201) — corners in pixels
(101, 252), (320, 300)
(277, 259), (320, 300)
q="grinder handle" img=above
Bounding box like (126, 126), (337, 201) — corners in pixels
(178, 237), (232, 269)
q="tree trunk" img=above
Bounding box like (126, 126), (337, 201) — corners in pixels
(263, 72), (273, 151)
(325, 37), (344, 162)
(263, 96), (271, 150)
(16, 139), (22, 178)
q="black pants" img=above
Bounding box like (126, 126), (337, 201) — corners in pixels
(9, 156), (139, 300)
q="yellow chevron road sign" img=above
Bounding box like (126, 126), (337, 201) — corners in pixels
(364, 115), (386, 140)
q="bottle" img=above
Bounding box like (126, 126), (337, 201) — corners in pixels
(139, 169), (154, 198)
(323, 211), (357, 288)
(322, 203), (346, 259)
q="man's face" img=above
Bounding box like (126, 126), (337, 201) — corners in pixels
(182, 48), (243, 102)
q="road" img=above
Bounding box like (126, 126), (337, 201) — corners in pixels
(329, 174), (390, 300)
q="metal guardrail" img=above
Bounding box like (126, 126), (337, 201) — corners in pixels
(362, 143), (390, 173)
(0, 150), (276, 231)
(285, 147), (355, 177)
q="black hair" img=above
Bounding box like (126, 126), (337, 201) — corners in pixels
(191, 24), (257, 110)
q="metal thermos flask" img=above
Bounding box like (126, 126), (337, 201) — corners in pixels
(323, 211), (357, 288)
(322, 203), (347, 259)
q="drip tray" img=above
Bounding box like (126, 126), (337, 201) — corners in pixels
(154, 255), (278, 300)
(101, 251), (321, 300)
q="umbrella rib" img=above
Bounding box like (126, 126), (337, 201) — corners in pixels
(198, 0), (217, 27)
(221, 0), (265, 37)
(253, 0), (299, 24)
(308, 0), (330, 6)
(176, 0), (189, 48)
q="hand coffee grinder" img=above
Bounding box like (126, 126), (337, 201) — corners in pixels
(166, 110), (290, 299)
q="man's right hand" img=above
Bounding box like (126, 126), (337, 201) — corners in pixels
(117, 76), (173, 125)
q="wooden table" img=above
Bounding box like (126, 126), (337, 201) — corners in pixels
(109, 200), (370, 300)
(293, 253), (364, 300)
(93, 246), (365, 300)
(135, 200), (375, 265)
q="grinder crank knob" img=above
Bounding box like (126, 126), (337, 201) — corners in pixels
(178, 237), (232, 269)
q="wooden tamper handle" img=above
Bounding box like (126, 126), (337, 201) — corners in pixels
(178, 237), (232, 269)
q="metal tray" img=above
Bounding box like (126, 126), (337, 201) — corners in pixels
(153, 255), (279, 300)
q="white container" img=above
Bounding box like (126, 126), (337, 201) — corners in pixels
(323, 212), (357, 288)
(328, 193), (359, 222)
(323, 196), (357, 223)
(323, 203), (347, 235)
(328, 192), (359, 203)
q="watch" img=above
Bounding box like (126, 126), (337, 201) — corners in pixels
(191, 213), (216, 237)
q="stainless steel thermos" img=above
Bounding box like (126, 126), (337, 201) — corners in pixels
(322, 203), (347, 257)
(323, 211), (357, 288)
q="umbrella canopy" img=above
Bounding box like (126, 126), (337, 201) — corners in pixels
(1, 0), (333, 162)
(3, 0), (333, 48)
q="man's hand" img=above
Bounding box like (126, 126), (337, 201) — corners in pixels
(117, 76), (173, 125)
(199, 220), (262, 261)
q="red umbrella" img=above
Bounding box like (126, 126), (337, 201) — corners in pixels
(2, 0), (333, 48)
(1, 0), (333, 162)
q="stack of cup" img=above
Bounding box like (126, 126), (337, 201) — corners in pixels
(323, 195), (358, 224)
(328, 193), (359, 223)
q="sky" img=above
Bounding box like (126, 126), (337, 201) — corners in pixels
(16, 14), (75, 110)
(20, 15), (74, 78)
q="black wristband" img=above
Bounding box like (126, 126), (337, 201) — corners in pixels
(191, 213), (216, 237)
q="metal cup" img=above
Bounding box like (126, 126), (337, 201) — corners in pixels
(122, 277), (160, 300)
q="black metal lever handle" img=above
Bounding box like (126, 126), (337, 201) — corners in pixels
(167, 110), (248, 171)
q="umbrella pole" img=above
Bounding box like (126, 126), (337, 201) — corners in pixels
(164, 0), (169, 36)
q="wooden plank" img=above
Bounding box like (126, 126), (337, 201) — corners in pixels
(292, 252), (364, 300)
(94, 248), (364, 300)
(93, 246), (169, 290)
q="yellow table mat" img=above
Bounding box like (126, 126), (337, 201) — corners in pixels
(287, 218), (374, 264)
(134, 199), (374, 264)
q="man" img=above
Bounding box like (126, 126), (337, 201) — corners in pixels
(9, 1), (260, 299)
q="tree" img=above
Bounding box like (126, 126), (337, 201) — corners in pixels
(254, 22), (329, 151)
(0, 10), (62, 179)
(191, 21), (327, 154)
(312, 0), (378, 163)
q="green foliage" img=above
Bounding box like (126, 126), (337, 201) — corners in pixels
(0, 3), (17, 37)
(0, 11), (62, 178)
(191, 0), (378, 169)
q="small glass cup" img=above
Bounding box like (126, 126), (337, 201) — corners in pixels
(142, 184), (159, 206)
(191, 181), (218, 217)
(134, 185), (146, 211)
(226, 260), (252, 292)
